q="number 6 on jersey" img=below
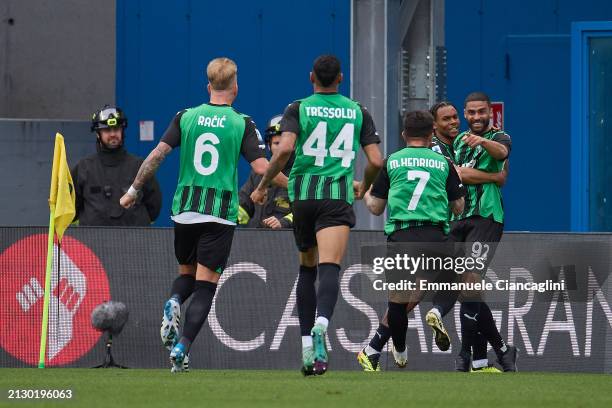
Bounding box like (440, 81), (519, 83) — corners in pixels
(194, 132), (220, 175)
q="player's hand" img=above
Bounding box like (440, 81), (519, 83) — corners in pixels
(250, 187), (268, 205)
(353, 180), (365, 200)
(494, 171), (507, 187)
(462, 133), (486, 148)
(120, 193), (136, 209)
(262, 216), (282, 229)
(495, 160), (509, 187)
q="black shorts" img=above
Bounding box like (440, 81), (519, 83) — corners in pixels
(450, 216), (503, 275)
(387, 224), (447, 243)
(291, 199), (356, 252)
(387, 225), (450, 272)
(174, 222), (235, 273)
(385, 225), (453, 303)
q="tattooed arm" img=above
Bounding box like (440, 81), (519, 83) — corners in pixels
(120, 142), (172, 209)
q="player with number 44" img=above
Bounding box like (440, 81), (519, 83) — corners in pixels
(251, 55), (383, 375)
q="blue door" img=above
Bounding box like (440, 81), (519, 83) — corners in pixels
(571, 22), (612, 231)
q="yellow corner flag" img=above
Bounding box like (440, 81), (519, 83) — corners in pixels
(49, 133), (76, 241)
(39, 133), (76, 368)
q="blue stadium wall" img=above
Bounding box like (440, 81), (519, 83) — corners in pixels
(116, 0), (350, 226)
(445, 1), (612, 231)
(116, 1), (612, 231)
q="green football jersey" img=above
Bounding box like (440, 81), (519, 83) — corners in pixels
(453, 129), (509, 223)
(431, 135), (455, 162)
(171, 104), (248, 222)
(384, 147), (454, 235)
(288, 93), (364, 204)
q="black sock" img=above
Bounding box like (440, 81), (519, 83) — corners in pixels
(316, 263), (340, 321)
(388, 302), (408, 353)
(460, 301), (481, 354)
(369, 323), (392, 353)
(472, 332), (488, 361)
(170, 274), (195, 304)
(432, 289), (460, 318)
(478, 302), (505, 352)
(297, 265), (317, 336)
(181, 280), (217, 350)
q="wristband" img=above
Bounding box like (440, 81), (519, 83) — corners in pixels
(127, 185), (139, 198)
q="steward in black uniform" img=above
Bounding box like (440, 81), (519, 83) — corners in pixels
(72, 105), (161, 226)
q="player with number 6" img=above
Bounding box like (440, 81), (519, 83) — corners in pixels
(120, 57), (286, 373)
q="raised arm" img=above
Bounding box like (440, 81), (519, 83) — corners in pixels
(461, 132), (509, 161)
(120, 141), (172, 208)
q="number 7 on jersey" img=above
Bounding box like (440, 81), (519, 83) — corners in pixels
(406, 170), (430, 210)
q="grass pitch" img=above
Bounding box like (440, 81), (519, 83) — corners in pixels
(1, 369), (610, 408)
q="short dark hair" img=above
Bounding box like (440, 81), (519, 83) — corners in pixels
(464, 91), (491, 107)
(403, 110), (434, 138)
(430, 101), (458, 120)
(313, 55), (341, 87)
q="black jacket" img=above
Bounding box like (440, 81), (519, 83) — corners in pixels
(239, 172), (292, 229)
(238, 153), (294, 228)
(71, 146), (161, 226)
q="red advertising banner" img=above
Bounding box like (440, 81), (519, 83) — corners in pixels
(0, 235), (110, 366)
(491, 101), (504, 129)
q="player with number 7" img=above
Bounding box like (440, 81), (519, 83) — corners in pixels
(360, 110), (466, 371)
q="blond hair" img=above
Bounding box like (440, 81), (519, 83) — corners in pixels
(206, 57), (237, 91)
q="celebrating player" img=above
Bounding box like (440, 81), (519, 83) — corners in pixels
(427, 100), (508, 372)
(120, 57), (286, 372)
(251, 55), (383, 375)
(448, 91), (516, 372)
(358, 101), (507, 371)
(359, 110), (465, 370)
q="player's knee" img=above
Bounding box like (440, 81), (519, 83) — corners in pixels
(299, 248), (318, 267)
(178, 264), (196, 276)
(195, 264), (221, 283)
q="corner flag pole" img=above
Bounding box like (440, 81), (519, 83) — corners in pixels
(38, 207), (56, 368)
(39, 133), (76, 368)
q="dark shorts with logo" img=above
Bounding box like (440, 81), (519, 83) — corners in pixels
(385, 225), (454, 303)
(174, 221), (235, 273)
(291, 199), (356, 252)
(449, 215), (504, 276)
